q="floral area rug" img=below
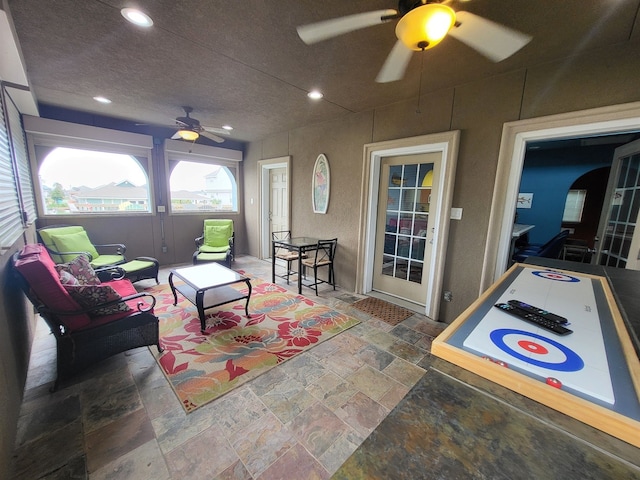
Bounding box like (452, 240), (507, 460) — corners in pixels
(146, 277), (360, 413)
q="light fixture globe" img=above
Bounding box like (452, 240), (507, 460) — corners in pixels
(120, 8), (154, 27)
(177, 129), (199, 141)
(395, 4), (456, 51)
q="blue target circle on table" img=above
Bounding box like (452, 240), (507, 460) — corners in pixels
(490, 328), (584, 371)
(531, 270), (580, 282)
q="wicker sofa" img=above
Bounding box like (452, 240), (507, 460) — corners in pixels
(13, 244), (162, 391)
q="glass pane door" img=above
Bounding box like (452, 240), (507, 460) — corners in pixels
(382, 163), (432, 283)
(373, 153), (440, 305)
(599, 153), (640, 268)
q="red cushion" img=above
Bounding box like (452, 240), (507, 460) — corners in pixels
(14, 244), (91, 331)
(109, 279), (154, 313)
(107, 279), (137, 297)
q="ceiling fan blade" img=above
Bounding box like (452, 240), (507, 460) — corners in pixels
(200, 131), (225, 143)
(448, 11), (532, 62)
(202, 126), (231, 135)
(297, 9), (397, 44)
(376, 40), (413, 83)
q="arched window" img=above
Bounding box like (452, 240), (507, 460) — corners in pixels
(169, 160), (237, 213)
(38, 147), (151, 215)
(165, 139), (241, 214)
(24, 116), (154, 217)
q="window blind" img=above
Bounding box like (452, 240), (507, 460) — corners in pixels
(562, 189), (587, 223)
(0, 90), (23, 253)
(6, 92), (36, 225)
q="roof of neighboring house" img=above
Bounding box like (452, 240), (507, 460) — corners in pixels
(170, 190), (212, 201)
(73, 182), (149, 200)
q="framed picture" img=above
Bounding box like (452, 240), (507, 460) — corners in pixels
(517, 193), (533, 208)
(312, 154), (330, 214)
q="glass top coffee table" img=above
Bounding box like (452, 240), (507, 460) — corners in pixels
(168, 263), (252, 333)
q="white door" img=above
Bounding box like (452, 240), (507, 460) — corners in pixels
(270, 167), (288, 235)
(595, 138), (640, 269)
(260, 158), (291, 260)
(373, 153), (440, 305)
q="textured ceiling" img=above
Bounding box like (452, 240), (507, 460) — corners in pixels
(6, 0), (640, 144)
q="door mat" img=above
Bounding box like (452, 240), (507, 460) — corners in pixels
(352, 297), (414, 326)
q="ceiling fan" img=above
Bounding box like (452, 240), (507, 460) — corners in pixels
(297, 0), (532, 83)
(171, 106), (231, 143)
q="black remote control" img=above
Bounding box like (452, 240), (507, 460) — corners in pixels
(494, 303), (573, 335)
(507, 300), (568, 324)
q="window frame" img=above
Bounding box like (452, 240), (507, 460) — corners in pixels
(24, 116), (155, 218)
(164, 139), (242, 215)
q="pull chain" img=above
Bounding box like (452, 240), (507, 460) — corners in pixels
(416, 47), (426, 114)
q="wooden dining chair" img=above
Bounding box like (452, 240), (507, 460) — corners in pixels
(272, 230), (305, 284)
(301, 238), (337, 295)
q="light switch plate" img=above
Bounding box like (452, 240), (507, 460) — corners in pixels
(450, 207), (463, 220)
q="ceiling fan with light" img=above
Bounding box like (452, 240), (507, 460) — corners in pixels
(171, 106), (231, 143)
(297, 0), (532, 83)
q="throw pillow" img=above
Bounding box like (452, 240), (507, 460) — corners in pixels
(204, 225), (230, 248)
(58, 270), (79, 286)
(65, 284), (131, 317)
(49, 230), (100, 263)
(55, 254), (101, 285)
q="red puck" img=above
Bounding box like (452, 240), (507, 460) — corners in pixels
(546, 377), (562, 388)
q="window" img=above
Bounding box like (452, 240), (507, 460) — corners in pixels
(0, 86), (34, 254)
(563, 189), (587, 223)
(24, 116), (154, 217)
(38, 147), (151, 215)
(0, 89), (20, 252)
(170, 161), (237, 212)
(165, 139), (242, 214)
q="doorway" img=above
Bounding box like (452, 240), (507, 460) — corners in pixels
(516, 144), (614, 261)
(259, 156), (291, 259)
(561, 167), (610, 255)
(356, 131), (459, 320)
(482, 101), (640, 292)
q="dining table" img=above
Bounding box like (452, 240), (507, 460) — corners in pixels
(271, 236), (321, 294)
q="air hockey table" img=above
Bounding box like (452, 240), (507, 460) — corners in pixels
(432, 262), (640, 448)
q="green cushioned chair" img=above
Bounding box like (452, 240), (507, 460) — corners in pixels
(37, 225), (126, 268)
(37, 225), (160, 284)
(193, 219), (234, 267)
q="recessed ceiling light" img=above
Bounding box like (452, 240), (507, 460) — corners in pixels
(93, 96), (112, 104)
(308, 90), (323, 100)
(222, 125), (233, 131)
(121, 8), (153, 27)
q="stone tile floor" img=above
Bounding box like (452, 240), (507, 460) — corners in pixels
(11, 255), (446, 479)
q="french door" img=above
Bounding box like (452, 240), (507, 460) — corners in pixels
(596, 138), (640, 269)
(373, 153), (440, 305)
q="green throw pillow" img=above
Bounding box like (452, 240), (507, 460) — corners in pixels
(204, 225), (230, 248)
(50, 231), (100, 262)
